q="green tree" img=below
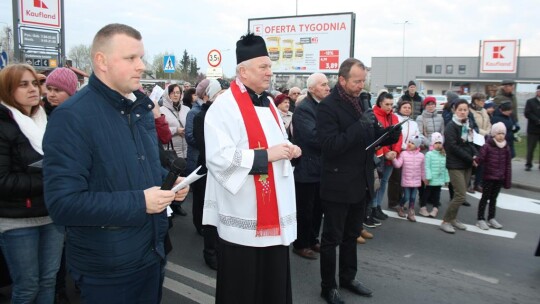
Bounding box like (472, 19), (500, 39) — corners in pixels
(179, 50), (190, 76)
(189, 56), (199, 79)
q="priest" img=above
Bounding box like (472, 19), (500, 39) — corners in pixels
(202, 33), (301, 304)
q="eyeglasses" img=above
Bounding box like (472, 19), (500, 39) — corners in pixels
(172, 91), (182, 95)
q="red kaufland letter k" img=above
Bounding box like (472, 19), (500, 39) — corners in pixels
(493, 46), (505, 59)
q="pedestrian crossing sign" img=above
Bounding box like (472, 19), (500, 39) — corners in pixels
(163, 55), (176, 73)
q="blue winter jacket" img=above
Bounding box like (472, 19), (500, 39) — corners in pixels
(43, 74), (168, 278)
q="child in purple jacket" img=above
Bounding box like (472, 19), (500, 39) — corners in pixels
(393, 135), (426, 222)
(475, 122), (512, 230)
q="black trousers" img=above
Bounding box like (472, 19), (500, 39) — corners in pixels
(192, 176), (207, 233)
(293, 182), (322, 249)
(477, 180), (503, 220)
(421, 185), (442, 208)
(526, 133), (540, 167)
(216, 239), (292, 304)
(387, 167), (402, 208)
(320, 199), (365, 291)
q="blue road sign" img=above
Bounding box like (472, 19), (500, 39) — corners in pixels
(163, 55), (175, 73)
(0, 50), (8, 69)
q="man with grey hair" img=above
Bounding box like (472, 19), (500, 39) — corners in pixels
(288, 86), (302, 112)
(291, 73), (329, 260)
(203, 33), (301, 304)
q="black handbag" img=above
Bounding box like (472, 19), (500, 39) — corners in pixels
(159, 140), (178, 170)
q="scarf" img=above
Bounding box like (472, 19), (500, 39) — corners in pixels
(452, 114), (473, 142)
(494, 138), (507, 148)
(1, 102), (47, 155)
(335, 83), (363, 117)
(231, 79), (281, 237)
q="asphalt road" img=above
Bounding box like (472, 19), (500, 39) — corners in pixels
(1, 186), (539, 304)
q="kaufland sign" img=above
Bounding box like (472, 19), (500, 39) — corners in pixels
(20, 0), (61, 28)
(480, 40), (518, 73)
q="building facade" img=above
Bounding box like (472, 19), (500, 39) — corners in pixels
(371, 56), (540, 97)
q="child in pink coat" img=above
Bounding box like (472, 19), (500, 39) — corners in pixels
(393, 135), (426, 222)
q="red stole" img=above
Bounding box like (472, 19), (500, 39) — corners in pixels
(230, 80), (282, 237)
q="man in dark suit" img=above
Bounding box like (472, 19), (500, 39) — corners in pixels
(317, 58), (401, 304)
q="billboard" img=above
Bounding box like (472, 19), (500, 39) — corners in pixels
(248, 12), (355, 74)
(480, 40), (518, 73)
(19, 0), (61, 29)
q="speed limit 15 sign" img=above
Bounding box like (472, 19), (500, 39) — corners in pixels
(207, 49), (222, 67)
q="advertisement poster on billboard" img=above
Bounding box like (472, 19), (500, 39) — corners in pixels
(248, 13), (355, 74)
(480, 40), (518, 73)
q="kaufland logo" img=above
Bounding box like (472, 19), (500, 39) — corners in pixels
(34, 0), (48, 8)
(493, 46), (505, 59)
(480, 40), (517, 73)
(20, 0), (60, 28)
(26, 0), (56, 20)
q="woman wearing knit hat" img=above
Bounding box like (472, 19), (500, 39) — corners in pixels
(474, 122), (512, 230)
(416, 96), (444, 150)
(44, 67), (78, 116)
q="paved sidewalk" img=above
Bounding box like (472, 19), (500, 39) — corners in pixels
(510, 159), (540, 192)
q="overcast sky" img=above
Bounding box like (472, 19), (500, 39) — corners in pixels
(1, 0), (537, 77)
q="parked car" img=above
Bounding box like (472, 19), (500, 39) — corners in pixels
(459, 95), (472, 103)
(431, 95), (447, 112)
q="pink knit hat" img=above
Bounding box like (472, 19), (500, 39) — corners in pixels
(431, 132), (444, 144)
(491, 122), (506, 137)
(45, 68), (78, 96)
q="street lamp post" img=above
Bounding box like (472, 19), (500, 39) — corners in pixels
(401, 21), (409, 93)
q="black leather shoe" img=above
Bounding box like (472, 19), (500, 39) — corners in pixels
(341, 279), (373, 297)
(321, 288), (345, 304)
(462, 201), (471, 207)
(292, 248), (318, 260)
(172, 205), (188, 216)
(204, 256), (218, 271)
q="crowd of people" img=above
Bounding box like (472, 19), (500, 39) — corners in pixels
(368, 84), (518, 236)
(0, 22), (537, 304)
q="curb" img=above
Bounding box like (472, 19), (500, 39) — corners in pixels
(511, 182), (540, 192)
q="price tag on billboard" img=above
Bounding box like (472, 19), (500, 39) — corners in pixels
(319, 50), (339, 70)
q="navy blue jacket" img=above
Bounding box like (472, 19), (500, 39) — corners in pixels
(317, 89), (392, 204)
(491, 109), (516, 158)
(292, 93), (321, 183)
(43, 74), (168, 278)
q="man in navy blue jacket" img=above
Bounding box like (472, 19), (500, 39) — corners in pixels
(43, 23), (189, 303)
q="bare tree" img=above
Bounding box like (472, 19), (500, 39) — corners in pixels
(68, 44), (91, 73)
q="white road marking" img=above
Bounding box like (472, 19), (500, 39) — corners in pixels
(165, 262), (216, 288)
(163, 277), (215, 304)
(404, 254), (413, 258)
(384, 210), (517, 239)
(465, 191), (540, 215)
(452, 269), (500, 284)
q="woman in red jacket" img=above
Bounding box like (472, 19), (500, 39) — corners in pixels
(366, 92), (403, 226)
